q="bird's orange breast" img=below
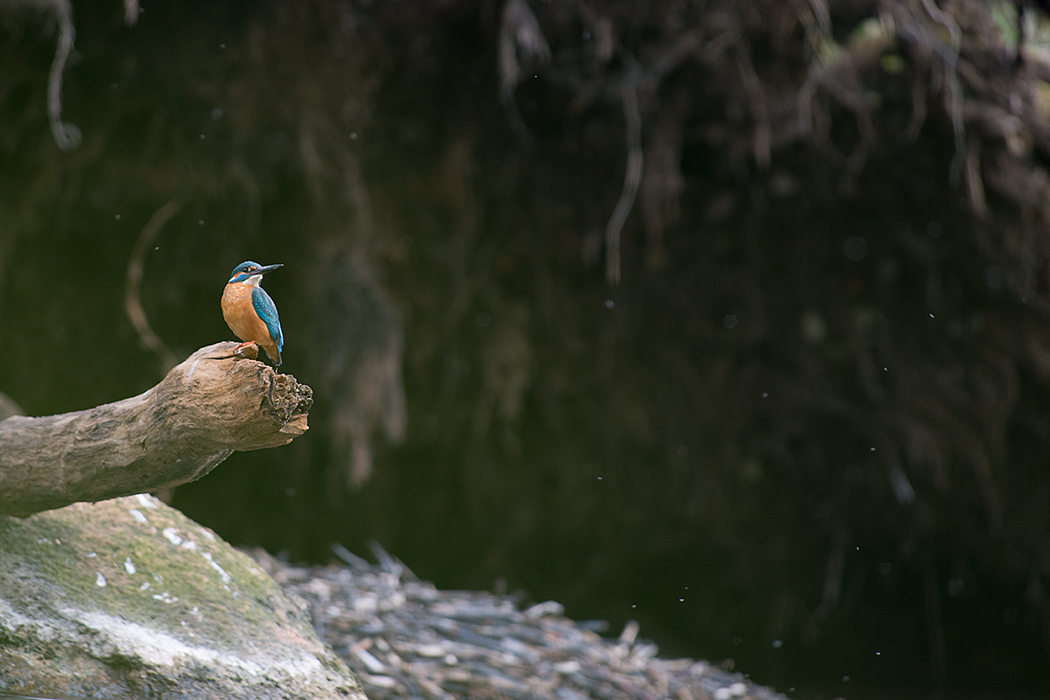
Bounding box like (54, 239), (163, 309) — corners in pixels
(221, 283), (277, 355)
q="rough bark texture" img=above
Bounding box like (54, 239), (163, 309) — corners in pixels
(0, 342), (312, 518)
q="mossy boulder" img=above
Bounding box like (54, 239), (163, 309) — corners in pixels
(0, 495), (363, 699)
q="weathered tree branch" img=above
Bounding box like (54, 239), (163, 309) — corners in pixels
(0, 342), (312, 517)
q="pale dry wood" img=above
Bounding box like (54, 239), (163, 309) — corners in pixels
(261, 544), (789, 700)
(0, 342), (312, 517)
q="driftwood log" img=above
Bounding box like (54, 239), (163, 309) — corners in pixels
(0, 342), (312, 518)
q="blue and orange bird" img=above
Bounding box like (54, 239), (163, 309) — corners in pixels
(221, 261), (285, 367)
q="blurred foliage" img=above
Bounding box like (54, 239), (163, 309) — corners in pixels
(4, 0), (1050, 694)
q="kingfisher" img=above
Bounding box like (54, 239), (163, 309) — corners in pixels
(221, 261), (285, 367)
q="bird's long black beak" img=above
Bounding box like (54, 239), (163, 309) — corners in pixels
(256, 263), (283, 275)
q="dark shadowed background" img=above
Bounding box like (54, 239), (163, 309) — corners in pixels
(3, 1), (1050, 697)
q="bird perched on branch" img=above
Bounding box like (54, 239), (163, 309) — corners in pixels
(221, 261), (285, 366)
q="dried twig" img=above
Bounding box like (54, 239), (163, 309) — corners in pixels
(125, 198), (182, 373)
(605, 63), (643, 285)
(498, 0), (550, 145)
(43, 0), (80, 150)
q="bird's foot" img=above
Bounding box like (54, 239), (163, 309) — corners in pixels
(231, 341), (260, 360)
(206, 341), (262, 362)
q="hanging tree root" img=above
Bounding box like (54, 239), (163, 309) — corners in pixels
(0, 342), (312, 518)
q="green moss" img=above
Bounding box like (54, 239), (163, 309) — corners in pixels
(0, 496), (315, 654)
(0, 495), (358, 697)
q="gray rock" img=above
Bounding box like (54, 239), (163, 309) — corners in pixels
(0, 495), (364, 699)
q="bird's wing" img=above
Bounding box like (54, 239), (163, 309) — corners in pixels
(252, 287), (285, 351)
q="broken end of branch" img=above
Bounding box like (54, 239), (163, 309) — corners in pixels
(175, 342), (313, 450)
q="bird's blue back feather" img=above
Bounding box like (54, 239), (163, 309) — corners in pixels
(252, 287), (284, 351)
